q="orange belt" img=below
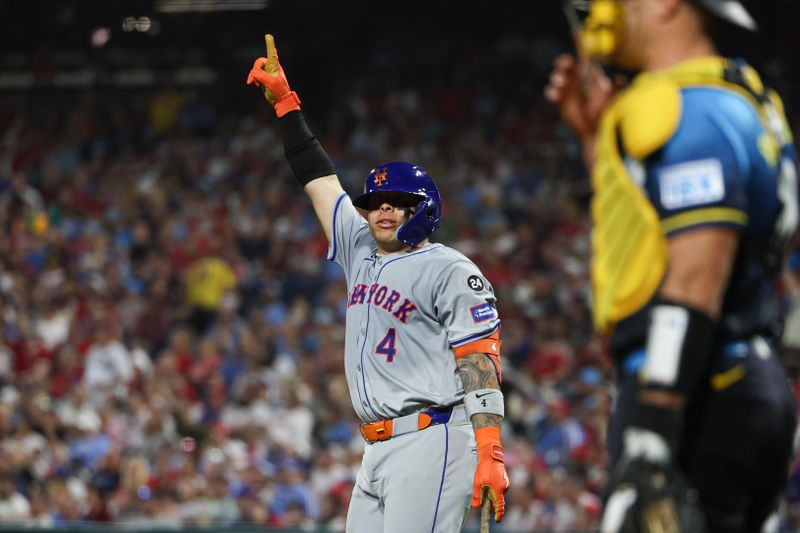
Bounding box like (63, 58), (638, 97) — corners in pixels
(360, 407), (453, 443)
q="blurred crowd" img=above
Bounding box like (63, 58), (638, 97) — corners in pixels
(0, 78), (608, 531)
(0, 53), (799, 532)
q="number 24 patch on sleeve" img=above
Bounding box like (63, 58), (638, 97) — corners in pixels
(470, 303), (496, 323)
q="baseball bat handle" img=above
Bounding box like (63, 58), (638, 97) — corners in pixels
(480, 498), (491, 533)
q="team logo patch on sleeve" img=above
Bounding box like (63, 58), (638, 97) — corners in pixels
(470, 303), (496, 323)
(659, 158), (725, 210)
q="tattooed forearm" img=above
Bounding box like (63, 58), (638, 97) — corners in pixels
(469, 411), (502, 429)
(457, 352), (502, 429)
(457, 353), (499, 391)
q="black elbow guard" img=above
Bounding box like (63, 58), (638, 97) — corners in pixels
(639, 297), (716, 395)
(278, 110), (336, 187)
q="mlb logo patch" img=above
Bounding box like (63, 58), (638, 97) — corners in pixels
(470, 303), (496, 323)
(659, 158), (725, 210)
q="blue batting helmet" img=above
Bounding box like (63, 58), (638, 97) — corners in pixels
(352, 162), (442, 247)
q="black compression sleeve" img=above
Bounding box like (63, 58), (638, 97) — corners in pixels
(277, 110), (336, 187)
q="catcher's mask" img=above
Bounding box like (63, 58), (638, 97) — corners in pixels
(353, 162), (442, 248)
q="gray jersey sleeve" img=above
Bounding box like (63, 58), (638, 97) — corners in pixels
(432, 259), (501, 351)
(326, 193), (374, 280)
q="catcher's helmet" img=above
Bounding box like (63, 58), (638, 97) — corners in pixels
(352, 162), (442, 247)
(565, 0), (757, 62)
(693, 0), (758, 31)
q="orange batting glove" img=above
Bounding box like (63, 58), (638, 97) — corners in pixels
(472, 426), (509, 522)
(246, 34), (301, 117)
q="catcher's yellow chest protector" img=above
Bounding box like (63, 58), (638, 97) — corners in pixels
(590, 56), (778, 335)
(591, 85), (671, 335)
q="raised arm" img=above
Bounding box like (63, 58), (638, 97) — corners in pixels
(304, 176), (346, 243)
(246, 34), (344, 241)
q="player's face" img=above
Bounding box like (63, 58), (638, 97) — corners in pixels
(365, 192), (419, 253)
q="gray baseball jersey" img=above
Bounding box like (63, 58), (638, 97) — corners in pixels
(327, 192), (501, 422)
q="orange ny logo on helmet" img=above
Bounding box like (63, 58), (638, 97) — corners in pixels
(374, 168), (388, 187)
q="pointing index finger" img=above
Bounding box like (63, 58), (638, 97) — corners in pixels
(263, 34), (280, 75)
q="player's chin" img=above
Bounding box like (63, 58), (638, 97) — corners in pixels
(372, 232), (404, 252)
(370, 227), (397, 242)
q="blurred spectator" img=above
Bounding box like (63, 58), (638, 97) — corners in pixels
(0, 174), (47, 238)
(0, 476), (31, 522)
(83, 486), (111, 522)
(269, 459), (320, 526)
(184, 254), (236, 336)
(532, 397), (586, 469)
(83, 325), (133, 406)
(68, 410), (111, 471)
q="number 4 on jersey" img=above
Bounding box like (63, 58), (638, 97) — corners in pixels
(375, 328), (397, 363)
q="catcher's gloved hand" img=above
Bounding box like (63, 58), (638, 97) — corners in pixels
(471, 427), (509, 522)
(246, 34), (301, 117)
(601, 430), (706, 533)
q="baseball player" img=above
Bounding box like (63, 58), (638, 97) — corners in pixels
(246, 35), (509, 533)
(547, 1), (798, 531)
